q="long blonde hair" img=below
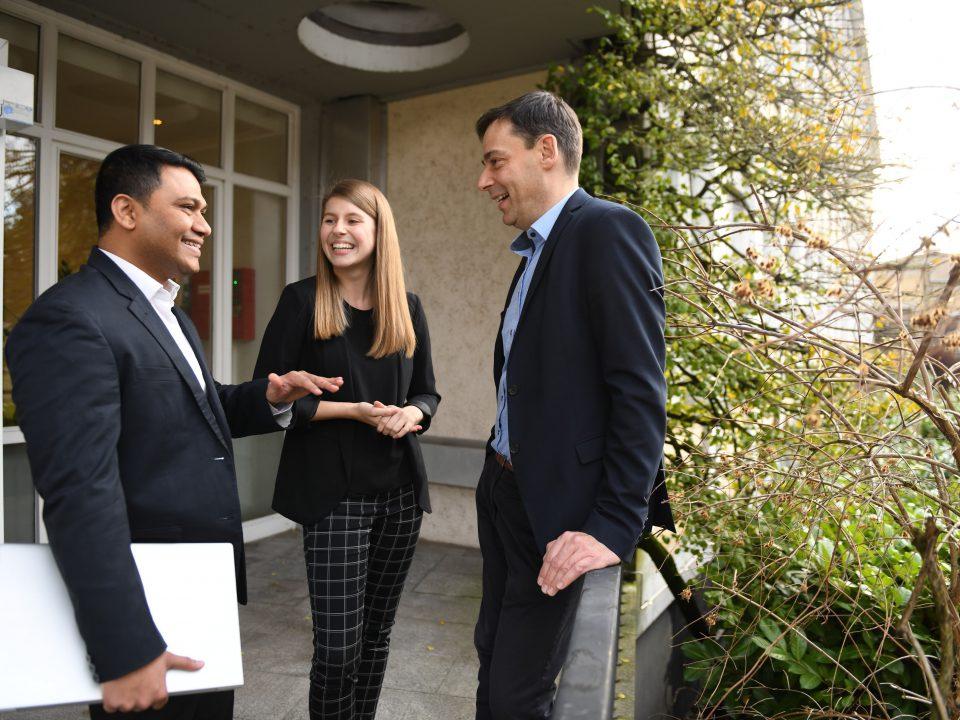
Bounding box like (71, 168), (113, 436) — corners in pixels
(314, 179), (416, 358)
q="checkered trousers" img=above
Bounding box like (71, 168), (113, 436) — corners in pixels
(302, 483), (422, 720)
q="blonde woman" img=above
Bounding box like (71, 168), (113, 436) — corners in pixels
(253, 179), (440, 720)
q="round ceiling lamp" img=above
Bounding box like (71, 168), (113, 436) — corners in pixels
(298, 2), (470, 73)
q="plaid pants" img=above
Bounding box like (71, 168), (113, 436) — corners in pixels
(302, 483), (422, 720)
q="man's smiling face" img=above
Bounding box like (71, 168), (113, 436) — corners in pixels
(133, 165), (210, 281)
(477, 119), (549, 231)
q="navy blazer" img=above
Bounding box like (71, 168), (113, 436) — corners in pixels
(5, 247), (280, 682)
(252, 278), (440, 524)
(492, 189), (674, 559)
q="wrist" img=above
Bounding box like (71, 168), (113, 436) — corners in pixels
(404, 404), (424, 424)
(349, 402), (362, 421)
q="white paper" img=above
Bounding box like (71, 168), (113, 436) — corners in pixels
(0, 542), (244, 711)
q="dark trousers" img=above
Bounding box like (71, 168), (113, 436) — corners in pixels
(303, 483), (422, 720)
(89, 690), (233, 720)
(474, 455), (584, 720)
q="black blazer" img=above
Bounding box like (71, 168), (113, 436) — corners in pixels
(493, 189), (675, 560)
(253, 278), (440, 524)
(5, 248), (281, 683)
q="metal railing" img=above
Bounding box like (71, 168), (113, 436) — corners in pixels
(553, 564), (623, 720)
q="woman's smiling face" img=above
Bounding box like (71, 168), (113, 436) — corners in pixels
(320, 195), (377, 272)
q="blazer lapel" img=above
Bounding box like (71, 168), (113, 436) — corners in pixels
(87, 247), (232, 451)
(514, 189), (588, 336)
(494, 258), (527, 382)
(173, 305), (232, 451)
(128, 296), (229, 451)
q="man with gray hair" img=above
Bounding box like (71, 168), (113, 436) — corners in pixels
(473, 90), (673, 719)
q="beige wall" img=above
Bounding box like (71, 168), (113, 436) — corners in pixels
(387, 70), (546, 440)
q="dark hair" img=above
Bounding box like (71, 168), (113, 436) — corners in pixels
(475, 91), (583, 174)
(95, 144), (205, 235)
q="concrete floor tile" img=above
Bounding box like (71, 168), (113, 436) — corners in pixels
(244, 575), (307, 607)
(436, 549), (485, 576)
(234, 671), (308, 720)
(1, 705), (88, 720)
(398, 691), (475, 720)
(413, 569), (483, 598)
(388, 617), (476, 661)
(370, 688), (410, 720)
(397, 589), (481, 625)
(438, 659), (480, 699)
(381, 646), (456, 694)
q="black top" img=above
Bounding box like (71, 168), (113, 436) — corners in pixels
(253, 281), (440, 524)
(343, 304), (413, 493)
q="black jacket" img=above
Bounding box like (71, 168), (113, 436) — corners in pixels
(493, 189), (675, 560)
(5, 247), (281, 682)
(253, 279), (440, 523)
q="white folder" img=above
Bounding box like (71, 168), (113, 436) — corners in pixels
(0, 542), (244, 711)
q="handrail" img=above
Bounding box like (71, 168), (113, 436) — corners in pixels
(552, 564), (623, 720)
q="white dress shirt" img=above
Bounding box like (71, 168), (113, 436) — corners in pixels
(101, 249), (207, 391)
(100, 249), (292, 426)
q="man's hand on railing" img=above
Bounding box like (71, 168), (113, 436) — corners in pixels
(537, 531), (619, 596)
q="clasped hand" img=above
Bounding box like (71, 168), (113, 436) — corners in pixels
(355, 401), (423, 439)
(537, 531), (619, 596)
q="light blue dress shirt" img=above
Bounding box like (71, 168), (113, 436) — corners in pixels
(492, 187), (579, 461)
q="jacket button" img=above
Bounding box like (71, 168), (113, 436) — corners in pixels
(510, 443), (519, 455)
(507, 385), (518, 396)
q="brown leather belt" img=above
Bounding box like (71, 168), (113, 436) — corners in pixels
(494, 452), (514, 472)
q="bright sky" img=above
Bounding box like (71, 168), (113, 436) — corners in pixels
(861, 0), (960, 259)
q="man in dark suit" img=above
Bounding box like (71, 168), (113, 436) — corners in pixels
(472, 91), (674, 719)
(5, 144), (341, 718)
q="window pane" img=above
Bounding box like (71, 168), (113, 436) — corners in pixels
(178, 184), (216, 365)
(57, 35), (139, 145)
(232, 186), (286, 520)
(3, 135), (37, 427)
(58, 152), (100, 279)
(0, 11), (40, 121)
(155, 71), (221, 166)
(3, 444), (35, 542)
(234, 97), (287, 183)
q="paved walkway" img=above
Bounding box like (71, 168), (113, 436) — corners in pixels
(2, 532), (482, 720)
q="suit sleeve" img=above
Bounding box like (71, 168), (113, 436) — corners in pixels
(214, 376), (276, 438)
(405, 295), (441, 433)
(581, 207), (667, 560)
(251, 283), (320, 430)
(211, 282), (315, 437)
(5, 300), (166, 682)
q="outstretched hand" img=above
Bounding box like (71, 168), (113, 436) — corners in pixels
(537, 531), (619, 596)
(101, 651), (203, 713)
(266, 371), (343, 405)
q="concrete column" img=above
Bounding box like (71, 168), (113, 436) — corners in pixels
(304, 95), (386, 278)
(299, 101), (322, 277)
(320, 94), (386, 193)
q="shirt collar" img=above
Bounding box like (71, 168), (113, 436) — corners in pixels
(510, 186), (579, 255)
(99, 248), (181, 305)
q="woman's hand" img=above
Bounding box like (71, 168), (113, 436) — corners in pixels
(353, 401), (387, 428)
(374, 401), (423, 439)
(352, 401), (422, 438)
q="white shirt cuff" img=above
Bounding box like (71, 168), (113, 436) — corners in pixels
(270, 402), (293, 429)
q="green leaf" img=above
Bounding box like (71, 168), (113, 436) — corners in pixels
(759, 618), (780, 643)
(789, 630), (808, 660)
(799, 672), (822, 690)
